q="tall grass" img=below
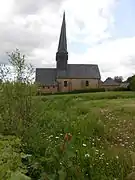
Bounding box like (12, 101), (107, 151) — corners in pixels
(0, 83), (135, 179)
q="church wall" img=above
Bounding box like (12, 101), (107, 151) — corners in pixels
(38, 85), (58, 94)
(57, 78), (99, 92)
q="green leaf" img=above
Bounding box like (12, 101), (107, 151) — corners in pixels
(9, 172), (31, 180)
(58, 169), (66, 180)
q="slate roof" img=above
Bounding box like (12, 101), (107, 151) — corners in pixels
(57, 64), (101, 79)
(103, 77), (119, 85)
(36, 68), (57, 85)
(36, 64), (101, 85)
(57, 12), (67, 53)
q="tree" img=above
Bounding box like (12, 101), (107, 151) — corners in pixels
(126, 76), (133, 83)
(114, 76), (123, 83)
(7, 48), (34, 83)
(128, 75), (135, 91)
(0, 64), (10, 82)
(0, 49), (37, 137)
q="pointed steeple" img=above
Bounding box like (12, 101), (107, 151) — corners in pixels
(58, 11), (67, 53)
(56, 12), (68, 71)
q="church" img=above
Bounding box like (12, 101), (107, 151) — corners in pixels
(36, 12), (101, 93)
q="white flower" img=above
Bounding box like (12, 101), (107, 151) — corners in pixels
(55, 136), (59, 139)
(83, 143), (87, 147)
(85, 154), (90, 158)
(49, 135), (53, 138)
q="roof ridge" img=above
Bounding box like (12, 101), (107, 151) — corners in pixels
(68, 64), (98, 66)
(36, 68), (56, 70)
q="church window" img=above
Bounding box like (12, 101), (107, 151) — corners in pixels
(64, 81), (68, 87)
(85, 80), (89, 86)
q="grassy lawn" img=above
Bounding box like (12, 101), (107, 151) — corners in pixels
(33, 91), (135, 179)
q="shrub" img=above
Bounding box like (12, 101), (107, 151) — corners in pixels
(37, 88), (106, 96)
(129, 75), (135, 91)
(112, 87), (129, 91)
(0, 135), (29, 180)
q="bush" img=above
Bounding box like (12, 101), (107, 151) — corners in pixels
(112, 87), (129, 91)
(129, 75), (135, 91)
(0, 135), (29, 180)
(37, 88), (106, 96)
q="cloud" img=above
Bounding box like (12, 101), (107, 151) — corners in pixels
(63, 0), (117, 44)
(13, 0), (64, 15)
(0, 0), (134, 81)
(69, 37), (135, 80)
(0, 0), (63, 65)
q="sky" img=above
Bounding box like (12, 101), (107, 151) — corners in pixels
(0, 0), (135, 80)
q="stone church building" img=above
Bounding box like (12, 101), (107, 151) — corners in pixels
(36, 12), (101, 93)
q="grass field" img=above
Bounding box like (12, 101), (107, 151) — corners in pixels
(34, 91), (135, 179)
(1, 90), (135, 179)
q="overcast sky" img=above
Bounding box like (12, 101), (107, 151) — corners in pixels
(0, 0), (135, 80)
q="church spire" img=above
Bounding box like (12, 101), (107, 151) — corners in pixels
(58, 11), (67, 52)
(56, 12), (68, 71)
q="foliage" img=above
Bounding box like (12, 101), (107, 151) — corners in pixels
(25, 92), (135, 179)
(128, 75), (135, 91)
(110, 87), (129, 91)
(37, 88), (106, 96)
(1, 86), (135, 179)
(0, 49), (135, 179)
(0, 49), (37, 179)
(7, 48), (34, 83)
(114, 76), (123, 83)
(40, 91), (135, 101)
(0, 135), (30, 180)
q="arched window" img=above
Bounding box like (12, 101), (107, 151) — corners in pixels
(85, 80), (89, 86)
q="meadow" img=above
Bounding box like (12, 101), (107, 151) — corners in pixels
(1, 88), (135, 180)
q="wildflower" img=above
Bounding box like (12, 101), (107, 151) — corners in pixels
(49, 135), (53, 138)
(55, 136), (59, 139)
(120, 143), (125, 147)
(64, 133), (72, 142)
(116, 156), (119, 159)
(85, 154), (90, 158)
(83, 143), (87, 147)
(60, 133), (72, 153)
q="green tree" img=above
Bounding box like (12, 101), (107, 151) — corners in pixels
(7, 48), (34, 83)
(129, 75), (135, 91)
(114, 76), (123, 83)
(0, 49), (38, 136)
